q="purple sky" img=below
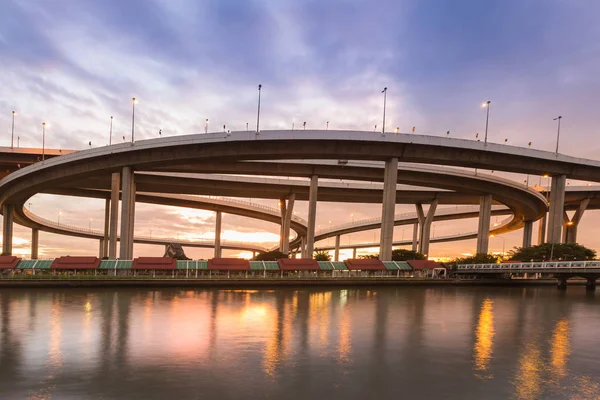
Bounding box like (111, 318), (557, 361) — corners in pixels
(2, 0), (600, 259)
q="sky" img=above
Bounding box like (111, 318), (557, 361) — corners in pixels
(1, 0), (600, 260)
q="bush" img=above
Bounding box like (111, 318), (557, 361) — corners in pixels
(508, 243), (596, 262)
(252, 251), (289, 261)
(313, 250), (331, 261)
(453, 253), (501, 265)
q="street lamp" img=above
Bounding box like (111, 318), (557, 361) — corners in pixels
(131, 97), (137, 143)
(326, 121), (329, 130)
(554, 116), (562, 154)
(41, 122), (46, 161)
(482, 101), (491, 145)
(205, 119), (209, 134)
(11, 111), (16, 148)
(109, 116), (113, 145)
(381, 87), (388, 134)
(89, 218), (92, 231)
(256, 84), (262, 133)
(490, 234), (505, 258)
(57, 211), (62, 225)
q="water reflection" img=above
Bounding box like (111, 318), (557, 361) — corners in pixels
(0, 287), (598, 399)
(473, 298), (495, 378)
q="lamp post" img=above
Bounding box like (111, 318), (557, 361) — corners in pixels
(482, 100), (491, 145)
(490, 234), (505, 258)
(205, 119), (209, 134)
(42, 122), (46, 161)
(554, 116), (562, 154)
(256, 84), (262, 133)
(109, 116), (113, 145)
(57, 211), (62, 225)
(89, 218), (92, 231)
(326, 121), (329, 130)
(131, 97), (137, 143)
(11, 111), (16, 148)
(381, 87), (388, 134)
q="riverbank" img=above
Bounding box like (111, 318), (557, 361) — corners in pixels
(0, 277), (578, 289)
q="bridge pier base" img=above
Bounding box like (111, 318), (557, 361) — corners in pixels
(557, 278), (567, 290)
(416, 200), (438, 259)
(586, 278), (596, 291)
(31, 228), (39, 260)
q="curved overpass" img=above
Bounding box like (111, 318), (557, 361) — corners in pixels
(2, 131), (600, 258)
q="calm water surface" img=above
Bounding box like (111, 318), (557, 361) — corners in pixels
(1, 286), (599, 399)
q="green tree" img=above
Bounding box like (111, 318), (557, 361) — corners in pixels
(508, 243), (596, 262)
(453, 253), (500, 265)
(359, 254), (379, 259)
(313, 250), (331, 261)
(392, 249), (426, 261)
(252, 251), (289, 261)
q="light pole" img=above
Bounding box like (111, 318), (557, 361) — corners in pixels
(57, 211), (62, 225)
(326, 121), (329, 131)
(41, 122), (46, 161)
(89, 218), (92, 231)
(490, 234), (505, 258)
(381, 87), (387, 134)
(109, 116), (113, 145)
(256, 84), (262, 133)
(28, 202), (32, 212)
(554, 116), (562, 154)
(482, 100), (491, 145)
(205, 119), (209, 134)
(11, 111), (16, 148)
(131, 97), (137, 143)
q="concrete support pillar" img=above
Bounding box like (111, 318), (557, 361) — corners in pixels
(2, 204), (13, 255)
(547, 175), (566, 244)
(31, 228), (39, 260)
(305, 175), (318, 259)
(563, 198), (589, 244)
(411, 222), (418, 252)
(109, 172), (120, 259)
(379, 157), (398, 261)
(300, 236), (306, 258)
(522, 220), (533, 248)
(119, 167), (133, 259)
(99, 239), (104, 258)
(537, 213), (547, 245)
(128, 180), (136, 259)
(214, 211), (222, 258)
(102, 198), (110, 258)
(334, 235), (340, 262)
(352, 248), (357, 259)
(476, 194), (492, 254)
(279, 194), (295, 254)
(416, 201), (438, 258)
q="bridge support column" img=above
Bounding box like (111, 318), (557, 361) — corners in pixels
(99, 239), (104, 258)
(537, 213), (547, 245)
(352, 248), (357, 259)
(109, 172), (120, 259)
(119, 167), (134, 259)
(557, 277), (567, 290)
(563, 198), (589, 244)
(300, 236), (306, 258)
(586, 277), (596, 291)
(379, 157), (398, 261)
(522, 220), (533, 248)
(101, 198), (109, 258)
(411, 222), (418, 252)
(214, 211), (222, 258)
(128, 179), (136, 258)
(416, 200), (438, 259)
(2, 204), (13, 255)
(476, 194), (492, 254)
(31, 228), (39, 260)
(334, 235), (340, 261)
(547, 175), (566, 244)
(279, 193), (295, 254)
(305, 175), (318, 258)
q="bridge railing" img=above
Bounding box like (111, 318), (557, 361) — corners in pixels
(197, 195), (307, 224)
(456, 261), (600, 270)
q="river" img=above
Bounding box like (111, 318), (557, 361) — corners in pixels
(0, 286), (599, 399)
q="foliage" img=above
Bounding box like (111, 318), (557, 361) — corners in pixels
(313, 250), (331, 261)
(392, 249), (426, 261)
(508, 243), (596, 262)
(452, 253), (501, 265)
(252, 251), (289, 261)
(358, 249), (426, 261)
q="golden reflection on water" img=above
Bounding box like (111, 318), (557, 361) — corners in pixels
(338, 303), (351, 364)
(309, 292), (332, 350)
(515, 344), (544, 400)
(549, 319), (570, 382)
(473, 298), (495, 378)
